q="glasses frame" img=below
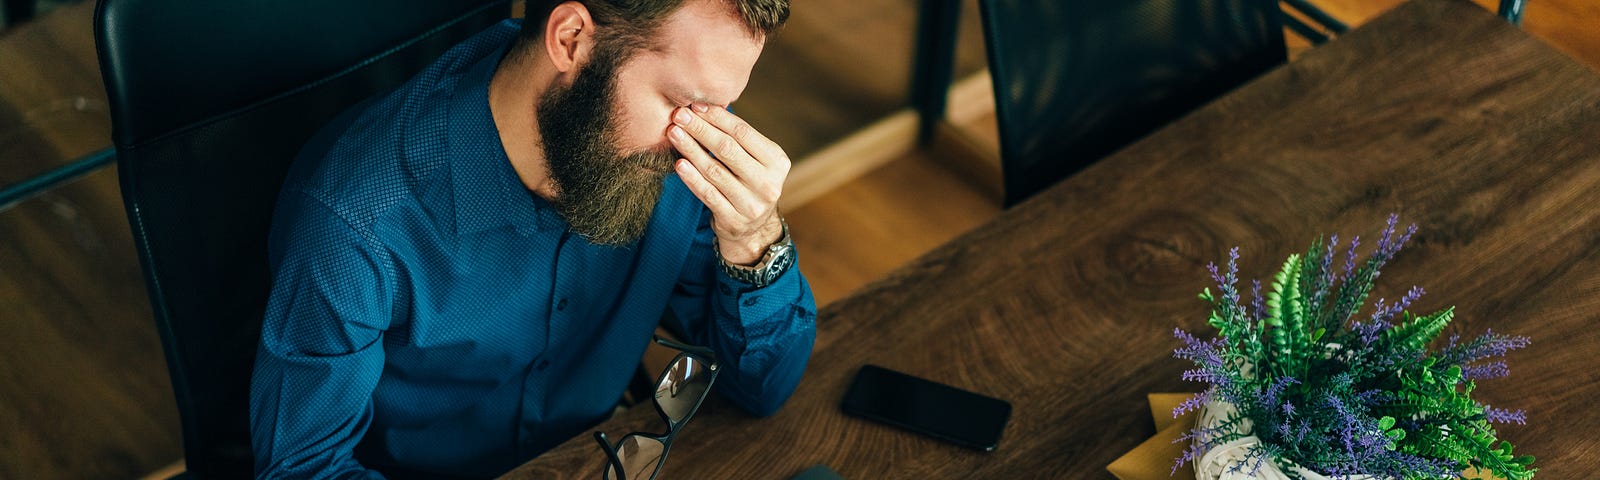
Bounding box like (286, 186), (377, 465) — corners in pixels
(593, 336), (719, 480)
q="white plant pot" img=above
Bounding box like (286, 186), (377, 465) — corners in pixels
(1192, 399), (1380, 480)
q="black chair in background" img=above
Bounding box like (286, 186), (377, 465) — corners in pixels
(907, 0), (1528, 193)
(1498, 0), (1526, 24)
(1282, 0), (1348, 44)
(1284, 0), (1527, 44)
(979, 0), (1286, 206)
(2, 0), (32, 27)
(94, 1), (510, 477)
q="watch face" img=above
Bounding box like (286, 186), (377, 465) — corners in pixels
(719, 221), (794, 287)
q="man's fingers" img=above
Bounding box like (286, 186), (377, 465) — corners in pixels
(672, 130), (766, 217)
(672, 108), (763, 178)
(695, 106), (789, 172)
(674, 159), (741, 221)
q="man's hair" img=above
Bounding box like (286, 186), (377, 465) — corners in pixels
(514, 0), (789, 57)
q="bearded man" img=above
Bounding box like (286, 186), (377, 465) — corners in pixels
(248, 0), (814, 477)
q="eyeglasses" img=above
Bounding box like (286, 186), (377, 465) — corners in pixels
(593, 336), (720, 480)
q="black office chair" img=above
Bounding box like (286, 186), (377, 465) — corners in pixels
(1498, 0), (1526, 24)
(979, 0), (1286, 206)
(94, 1), (510, 477)
(1282, 0), (1348, 44)
(1283, 0), (1527, 45)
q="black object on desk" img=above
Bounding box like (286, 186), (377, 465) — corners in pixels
(841, 365), (1012, 451)
(790, 464), (846, 480)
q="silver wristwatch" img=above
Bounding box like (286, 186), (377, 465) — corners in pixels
(715, 220), (795, 288)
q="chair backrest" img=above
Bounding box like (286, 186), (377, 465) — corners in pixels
(980, 0), (1285, 206)
(1498, 0), (1525, 24)
(94, 1), (510, 476)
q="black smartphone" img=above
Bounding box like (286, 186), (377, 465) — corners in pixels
(840, 364), (1012, 451)
(789, 464), (845, 480)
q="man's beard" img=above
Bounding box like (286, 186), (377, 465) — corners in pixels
(536, 42), (677, 246)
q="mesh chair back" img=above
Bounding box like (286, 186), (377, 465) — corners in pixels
(93, 1), (511, 476)
(980, 0), (1285, 206)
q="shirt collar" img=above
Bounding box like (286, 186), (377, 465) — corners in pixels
(448, 35), (544, 236)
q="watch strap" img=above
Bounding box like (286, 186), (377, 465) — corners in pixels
(715, 220), (794, 288)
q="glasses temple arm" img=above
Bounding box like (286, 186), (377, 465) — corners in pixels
(651, 335), (716, 360)
(593, 431), (626, 480)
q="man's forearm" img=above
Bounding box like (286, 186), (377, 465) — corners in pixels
(706, 267), (817, 416)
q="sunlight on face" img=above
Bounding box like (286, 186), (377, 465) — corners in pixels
(609, 0), (766, 156)
(535, 0), (769, 246)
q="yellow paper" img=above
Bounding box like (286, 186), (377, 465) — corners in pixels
(1107, 393), (1198, 480)
(1149, 393), (1194, 431)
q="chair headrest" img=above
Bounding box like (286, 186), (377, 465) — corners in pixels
(96, 0), (511, 147)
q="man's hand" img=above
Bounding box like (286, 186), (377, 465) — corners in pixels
(669, 105), (789, 266)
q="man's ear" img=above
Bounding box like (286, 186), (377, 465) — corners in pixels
(545, 1), (595, 74)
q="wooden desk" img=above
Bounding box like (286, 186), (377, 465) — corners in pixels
(505, 0), (1600, 477)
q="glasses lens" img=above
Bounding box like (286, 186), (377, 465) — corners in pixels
(606, 433), (665, 480)
(656, 353), (713, 423)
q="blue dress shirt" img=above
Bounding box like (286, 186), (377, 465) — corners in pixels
(249, 20), (816, 479)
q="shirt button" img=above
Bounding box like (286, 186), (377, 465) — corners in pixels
(556, 298), (569, 311)
(718, 284), (733, 295)
(742, 296), (761, 307)
(536, 359), (551, 371)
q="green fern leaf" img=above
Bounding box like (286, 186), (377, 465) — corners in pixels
(1267, 255), (1310, 369)
(1384, 307), (1456, 352)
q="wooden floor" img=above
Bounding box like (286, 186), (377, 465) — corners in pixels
(1, 0), (1596, 478)
(1, 3), (182, 478)
(788, 148), (1001, 306)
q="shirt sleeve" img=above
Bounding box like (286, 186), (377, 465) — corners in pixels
(250, 191), (394, 479)
(665, 208), (817, 416)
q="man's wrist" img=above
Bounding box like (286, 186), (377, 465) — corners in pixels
(715, 218), (794, 288)
(718, 218), (785, 266)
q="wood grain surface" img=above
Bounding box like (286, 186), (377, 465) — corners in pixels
(0, 166), (181, 478)
(787, 146), (1001, 306)
(501, 0), (1600, 477)
(0, 2), (180, 478)
(0, 0), (109, 184)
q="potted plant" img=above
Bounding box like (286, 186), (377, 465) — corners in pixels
(1172, 215), (1536, 479)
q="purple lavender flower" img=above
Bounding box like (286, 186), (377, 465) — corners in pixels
(1343, 236), (1361, 280)
(1354, 318), (1387, 346)
(1250, 280), (1265, 322)
(1323, 234), (1340, 281)
(1259, 377), (1299, 411)
(1368, 215), (1419, 274)
(1183, 368), (1232, 384)
(1293, 421), (1311, 443)
(1461, 360), (1511, 380)
(1173, 328), (1226, 366)
(1369, 286), (1424, 325)
(1174, 391), (1212, 418)
(1476, 330), (1532, 359)
(1222, 444), (1278, 477)
(1173, 215), (1532, 480)
(1173, 442), (1210, 476)
(1376, 214), (1399, 257)
(1368, 297), (1387, 321)
(1439, 329), (1533, 366)
(1392, 224), (1418, 258)
(1486, 407), (1528, 425)
(1394, 285), (1425, 315)
(1325, 394), (1359, 454)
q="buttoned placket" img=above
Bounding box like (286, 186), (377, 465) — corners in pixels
(516, 229), (581, 452)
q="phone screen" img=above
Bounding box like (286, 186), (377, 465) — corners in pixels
(840, 365), (1012, 451)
